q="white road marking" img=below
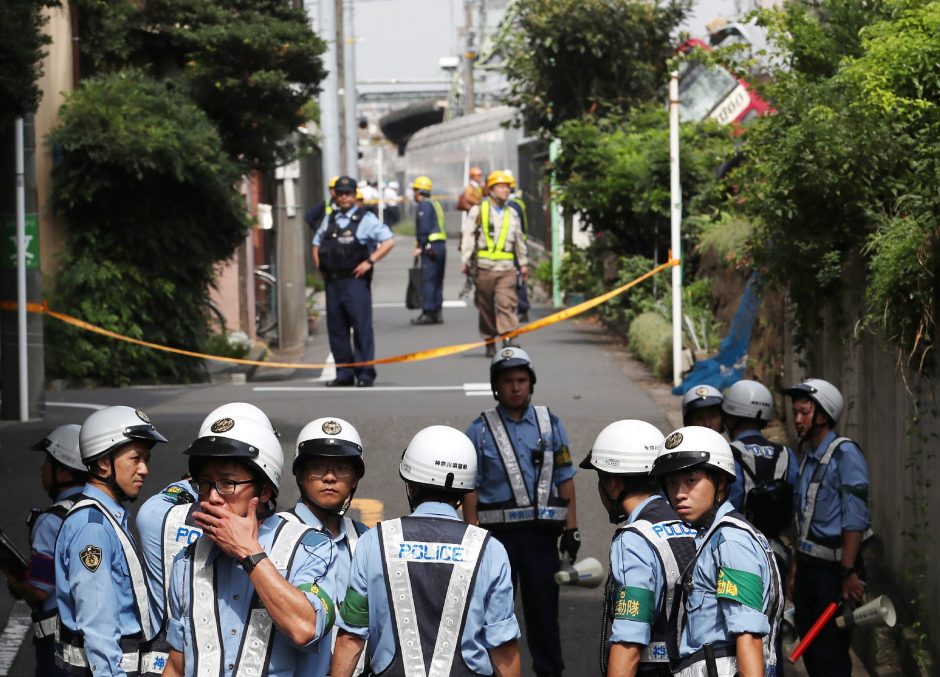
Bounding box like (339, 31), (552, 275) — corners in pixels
(46, 402), (108, 411)
(0, 600), (31, 675)
(255, 383), (491, 396)
(317, 353), (337, 382)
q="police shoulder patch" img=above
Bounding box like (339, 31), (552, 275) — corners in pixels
(80, 545), (103, 572)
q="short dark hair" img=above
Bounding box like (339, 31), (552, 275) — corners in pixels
(600, 471), (660, 497)
(409, 484), (467, 507)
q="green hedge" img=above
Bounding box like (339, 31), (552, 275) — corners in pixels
(628, 312), (673, 379)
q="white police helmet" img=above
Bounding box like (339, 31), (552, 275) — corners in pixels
(650, 426), (736, 481)
(198, 402), (279, 438)
(490, 346), (537, 396)
(184, 414), (284, 496)
(32, 424), (86, 472)
(400, 426), (476, 492)
(580, 420), (664, 475)
(722, 380), (773, 423)
(784, 378), (844, 424)
(681, 385), (723, 424)
(294, 417), (364, 478)
(79, 406), (167, 464)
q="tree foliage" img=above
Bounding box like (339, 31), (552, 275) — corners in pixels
(736, 0), (940, 367)
(0, 0), (59, 125)
(48, 71), (249, 384)
(498, 0), (689, 136)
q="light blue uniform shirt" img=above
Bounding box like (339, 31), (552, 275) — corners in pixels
(55, 483), (154, 676)
(728, 430), (799, 510)
(336, 502), (520, 674)
(311, 206), (393, 247)
(794, 430), (870, 541)
(136, 480), (201, 629)
(609, 495), (678, 646)
(166, 513), (336, 677)
(28, 486), (83, 616)
(679, 501), (775, 658)
(287, 502), (364, 676)
(465, 405), (576, 505)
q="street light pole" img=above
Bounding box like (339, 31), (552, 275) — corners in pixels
(464, 0), (475, 115)
(15, 117), (28, 421)
(669, 71), (683, 387)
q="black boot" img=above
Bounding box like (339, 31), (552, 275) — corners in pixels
(411, 313), (435, 325)
(434, 310), (444, 324)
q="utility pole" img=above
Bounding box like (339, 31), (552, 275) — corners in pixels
(342, 0), (358, 178)
(464, 0), (475, 115)
(314, 0), (340, 194)
(669, 71), (683, 387)
(335, 0), (347, 175)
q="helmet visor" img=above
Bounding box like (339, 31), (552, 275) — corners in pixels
(650, 450), (710, 477)
(124, 424), (168, 445)
(184, 436), (260, 459)
(294, 439), (365, 477)
(578, 451), (596, 470)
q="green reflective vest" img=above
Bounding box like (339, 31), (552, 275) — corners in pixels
(428, 200), (446, 241)
(478, 201), (515, 261)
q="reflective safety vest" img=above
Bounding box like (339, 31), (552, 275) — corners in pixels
(427, 200), (447, 242)
(668, 511), (782, 677)
(476, 406), (568, 527)
(318, 208), (370, 274)
(477, 202), (515, 261)
(601, 498), (696, 672)
(56, 496), (161, 677)
(27, 498), (75, 642)
(797, 437), (873, 562)
(730, 437), (794, 547)
(185, 519), (314, 677)
(377, 517), (489, 676)
(159, 502), (200, 623)
(509, 197), (528, 237)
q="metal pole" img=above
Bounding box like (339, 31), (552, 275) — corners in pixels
(343, 0), (358, 177)
(314, 0), (340, 194)
(376, 143), (384, 223)
(549, 138), (563, 308)
(669, 72), (683, 387)
(15, 117), (28, 421)
(464, 0), (475, 115)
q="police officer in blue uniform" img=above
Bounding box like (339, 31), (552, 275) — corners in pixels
(463, 347), (578, 677)
(279, 416), (370, 675)
(681, 385), (724, 432)
(136, 402), (278, 672)
(54, 406), (168, 676)
(785, 378), (870, 677)
(162, 411), (336, 677)
(8, 425), (87, 676)
(651, 426), (783, 677)
(580, 420), (696, 677)
(312, 175), (395, 387)
(410, 175), (447, 325)
(331, 425), (521, 677)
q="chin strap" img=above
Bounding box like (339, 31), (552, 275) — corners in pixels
(88, 454), (133, 503)
(604, 484), (633, 526)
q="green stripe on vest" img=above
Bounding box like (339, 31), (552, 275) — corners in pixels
(339, 586), (369, 628)
(614, 586), (655, 623)
(716, 567), (763, 610)
(298, 582), (336, 632)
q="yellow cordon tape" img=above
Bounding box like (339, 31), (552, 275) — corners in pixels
(0, 258), (678, 369)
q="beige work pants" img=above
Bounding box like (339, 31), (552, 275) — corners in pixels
(474, 268), (519, 338)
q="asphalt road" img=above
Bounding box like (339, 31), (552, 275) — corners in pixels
(0, 236), (833, 675)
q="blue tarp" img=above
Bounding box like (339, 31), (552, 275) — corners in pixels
(672, 272), (763, 396)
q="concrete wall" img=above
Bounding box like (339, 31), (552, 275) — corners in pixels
(783, 277), (940, 664)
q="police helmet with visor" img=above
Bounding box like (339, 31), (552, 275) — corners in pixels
(197, 402), (279, 438)
(721, 380), (773, 424)
(784, 378), (844, 424)
(650, 425), (736, 481)
(681, 385), (724, 425)
(293, 417), (365, 479)
(400, 426), (476, 493)
(33, 424), (86, 473)
(580, 420), (664, 475)
(79, 406), (167, 464)
(490, 346), (536, 397)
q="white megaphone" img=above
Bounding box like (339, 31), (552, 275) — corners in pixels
(836, 595), (897, 629)
(554, 557), (604, 588)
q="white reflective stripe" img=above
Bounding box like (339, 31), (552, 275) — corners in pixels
(69, 498), (153, 641)
(140, 650), (169, 674)
(798, 436), (855, 559)
(59, 640), (140, 672)
(625, 520), (682, 647)
(428, 525), (487, 676)
(161, 503), (192, 620)
(277, 510), (301, 524)
(483, 409), (531, 508)
(533, 406), (554, 518)
(642, 642), (669, 663)
(477, 506), (568, 525)
(675, 655), (738, 677)
(32, 616), (57, 639)
(730, 441), (756, 495)
(344, 517), (360, 557)
(774, 446), (791, 482)
(381, 519), (425, 677)
(191, 520), (313, 677)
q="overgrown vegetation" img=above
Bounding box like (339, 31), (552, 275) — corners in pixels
(44, 0), (325, 384)
(0, 0), (59, 125)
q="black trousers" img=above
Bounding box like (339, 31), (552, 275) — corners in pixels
(491, 525), (564, 676)
(794, 555), (856, 676)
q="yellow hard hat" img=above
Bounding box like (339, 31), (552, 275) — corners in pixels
(328, 175), (340, 189)
(355, 188), (364, 200)
(486, 170), (513, 189)
(412, 176), (432, 192)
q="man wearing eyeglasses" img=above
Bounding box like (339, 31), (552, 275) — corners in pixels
(279, 417), (370, 674)
(161, 412), (336, 677)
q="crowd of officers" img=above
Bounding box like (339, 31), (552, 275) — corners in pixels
(306, 169), (531, 390)
(8, 345), (869, 677)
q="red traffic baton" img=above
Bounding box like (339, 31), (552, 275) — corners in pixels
(788, 600), (841, 663)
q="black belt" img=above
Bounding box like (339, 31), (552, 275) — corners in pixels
(671, 644), (736, 673)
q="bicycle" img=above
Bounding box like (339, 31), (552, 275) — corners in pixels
(254, 266), (278, 337)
